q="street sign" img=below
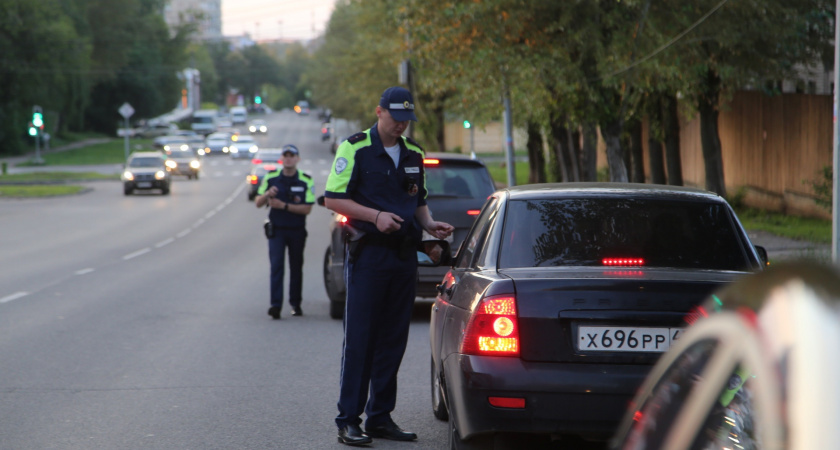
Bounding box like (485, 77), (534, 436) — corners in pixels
(119, 102), (135, 119)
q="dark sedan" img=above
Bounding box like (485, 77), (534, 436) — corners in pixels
(322, 153), (496, 319)
(430, 183), (766, 448)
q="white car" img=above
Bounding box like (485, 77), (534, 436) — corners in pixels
(611, 261), (840, 450)
(229, 135), (258, 159)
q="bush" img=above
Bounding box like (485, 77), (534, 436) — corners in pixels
(805, 165), (832, 212)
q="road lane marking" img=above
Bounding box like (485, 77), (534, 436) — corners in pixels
(177, 229), (191, 238)
(155, 238), (175, 248)
(205, 210), (216, 219)
(75, 268), (95, 275)
(1, 292), (29, 303)
(123, 248), (151, 260)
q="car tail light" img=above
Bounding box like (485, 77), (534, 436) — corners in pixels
(461, 295), (519, 356)
(467, 209), (480, 216)
(247, 175), (258, 185)
(337, 214), (348, 224)
(424, 158), (440, 165)
(251, 159), (262, 164)
(602, 258), (644, 266)
(488, 397), (525, 409)
(264, 164), (277, 172)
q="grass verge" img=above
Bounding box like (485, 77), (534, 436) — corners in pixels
(0, 185), (87, 197)
(16, 138), (153, 166)
(735, 207), (831, 244)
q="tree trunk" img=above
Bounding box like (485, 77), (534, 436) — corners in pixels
(581, 123), (598, 181)
(602, 117), (628, 182)
(526, 121), (546, 184)
(549, 115), (571, 182)
(433, 102), (445, 152)
(699, 69), (726, 197)
(567, 127), (582, 182)
(662, 93), (683, 186)
(648, 95), (667, 184)
(628, 118), (644, 183)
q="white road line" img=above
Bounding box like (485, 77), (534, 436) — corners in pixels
(193, 218), (205, 227)
(204, 210), (216, 219)
(0, 291), (29, 303)
(75, 268), (95, 275)
(123, 248), (151, 260)
(215, 204), (225, 212)
(177, 229), (191, 238)
(155, 237), (175, 248)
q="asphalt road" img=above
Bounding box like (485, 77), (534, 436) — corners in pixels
(0, 110), (456, 449)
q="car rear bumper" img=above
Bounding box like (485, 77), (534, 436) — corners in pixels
(443, 354), (651, 440)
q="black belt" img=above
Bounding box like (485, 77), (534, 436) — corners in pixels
(362, 234), (402, 250)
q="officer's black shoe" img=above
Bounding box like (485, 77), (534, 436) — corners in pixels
(337, 424), (372, 446)
(267, 306), (281, 320)
(365, 420), (417, 441)
(291, 306), (303, 316)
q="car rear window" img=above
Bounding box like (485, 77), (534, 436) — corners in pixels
(499, 198), (750, 271)
(425, 163), (494, 199)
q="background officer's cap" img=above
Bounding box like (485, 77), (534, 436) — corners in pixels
(379, 86), (417, 122)
(282, 144), (299, 156)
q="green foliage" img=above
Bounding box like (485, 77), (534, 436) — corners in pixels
(805, 165), (832, 212)
(736, 207), (831, 244)
(0, 185), (87, 197)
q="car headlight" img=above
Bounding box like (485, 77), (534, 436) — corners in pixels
(180, 144), (189, 151)
(223, 146), (229, 152)
(249, 126), (256, 132)
(197, 149), (205, 156)
(230, 146), (239, 153)
(249, 146), (258, 153)
(123, 171), (135, 181)
(260, 126), (267, 132)
(163, 145), (171, 151)
(190, 160), (201, 169)
(155, 170), (166, 180)
(165, 160), (177, 169)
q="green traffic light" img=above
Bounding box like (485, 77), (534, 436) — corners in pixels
(28, 126), (37, 136)
(32, 112), (43, 128)
(463, 120), (471, 129)
(255, 96), (262, 104)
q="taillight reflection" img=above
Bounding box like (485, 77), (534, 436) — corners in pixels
(467, 210), (481, 216)
(461, 295), (519, 356)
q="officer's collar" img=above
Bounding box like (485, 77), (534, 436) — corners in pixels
(371, 122), (405, 155)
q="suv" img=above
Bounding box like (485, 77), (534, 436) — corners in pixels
(322, 153), (496, 319)
(121, 151), (171, 195)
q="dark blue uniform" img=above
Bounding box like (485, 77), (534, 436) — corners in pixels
(258, 169), (315, 313)
(325, 124), (427, 430)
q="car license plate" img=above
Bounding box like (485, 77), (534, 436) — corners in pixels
(137, 182), (152, 188)
(577, 326), (683, 353)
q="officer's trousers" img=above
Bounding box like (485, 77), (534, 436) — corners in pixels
(267, 227), (307, 311)
(336, 243), (417, 429)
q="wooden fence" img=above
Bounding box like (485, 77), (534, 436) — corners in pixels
(643, 91), (833, 218)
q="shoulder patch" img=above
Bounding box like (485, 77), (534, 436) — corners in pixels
(347, 132), (367, 144)
(405, 136), (424, 151)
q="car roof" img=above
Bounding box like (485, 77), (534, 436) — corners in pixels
(500, 182), (725, 203)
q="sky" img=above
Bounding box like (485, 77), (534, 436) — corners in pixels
(222, 0), (337, 42)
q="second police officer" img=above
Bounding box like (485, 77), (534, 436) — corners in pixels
(255, 144), (315, 319)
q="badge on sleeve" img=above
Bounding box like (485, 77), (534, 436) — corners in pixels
(335, 157), (348, 175)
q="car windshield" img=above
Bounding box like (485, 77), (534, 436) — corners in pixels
(425, 163), (494, 199)
(499, 198), (749, 271)
(128, 157), (162, 168)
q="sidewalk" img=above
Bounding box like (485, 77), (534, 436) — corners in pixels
(748, 230), (830, 262)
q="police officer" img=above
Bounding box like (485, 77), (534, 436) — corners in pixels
(324, 87), (454, 446)
(255, 144), (315, 319)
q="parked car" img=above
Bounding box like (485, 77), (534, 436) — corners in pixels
(248, 119), (268, 134)
(121, 151), (171, 195)
(610, 261), (840, 450)
(430, 183), (767, 448)
(203, 132), (232, 156)
(135, 122), (178, 139)
(322, 153), (496, 319)
(246, 163), (279, 201)
(164, 148), (202, 179)
(229, 135), (258, 159)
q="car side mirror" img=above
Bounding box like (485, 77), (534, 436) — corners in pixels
(417, 240), (452, 267)
(755, 245), (770, 267)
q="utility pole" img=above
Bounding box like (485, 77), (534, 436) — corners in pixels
(833, 0), (840, 261)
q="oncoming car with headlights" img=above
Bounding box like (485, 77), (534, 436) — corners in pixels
(229, 135), (258, 159)
(121, 151), (171, 195)
(430, 183), (767, 448)
(164, 147), (202, 180)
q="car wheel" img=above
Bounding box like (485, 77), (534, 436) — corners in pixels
(161, 185), (170, 195)
(194, 172), (199, 180)
(123, 186), (133, 196)
(324, 246), (345, 319)
(248, 192), (255, 201)
(431, 356), (449, 420)
(186, 174), (192, 180)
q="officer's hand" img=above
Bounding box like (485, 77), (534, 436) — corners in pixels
(375, 211), (403, 234)
(266, 186), (278, 198)
(427, 221), (454, 240)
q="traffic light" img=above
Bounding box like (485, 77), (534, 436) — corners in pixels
(463, 120), (471, 129)
(255, 96), (262, 104)
(32, 111), (43, 128)
(28, 123), (37, 136)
